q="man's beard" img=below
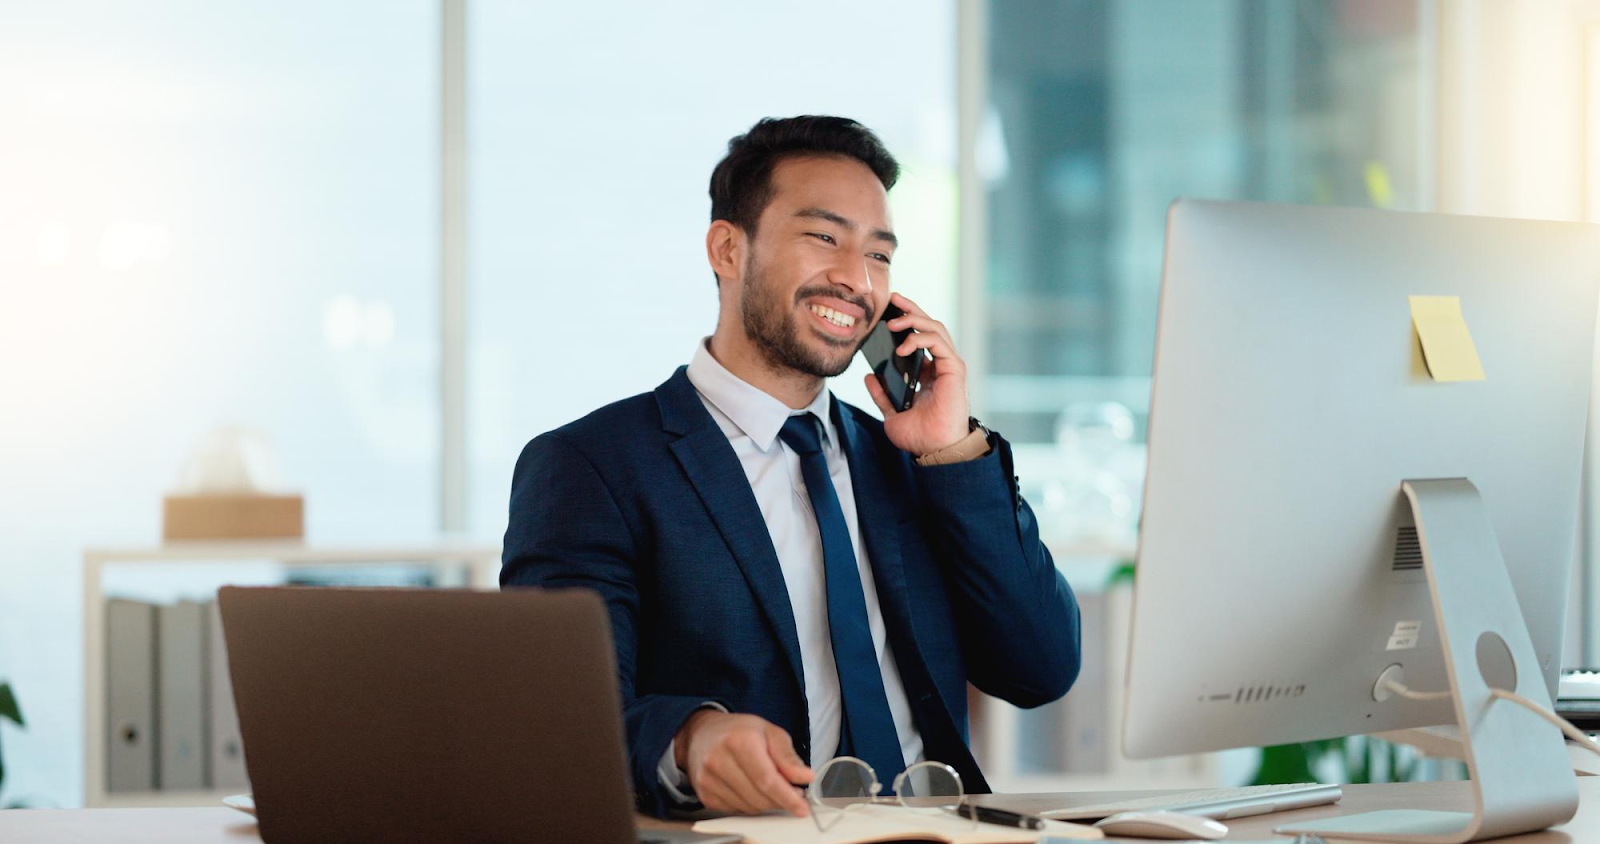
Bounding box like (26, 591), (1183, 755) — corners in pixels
(740, 251), (868, 379)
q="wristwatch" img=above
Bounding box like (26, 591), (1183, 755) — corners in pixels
(915, 417), (994, 466)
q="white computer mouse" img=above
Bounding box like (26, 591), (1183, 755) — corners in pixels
(1094, 810), (1229, 840)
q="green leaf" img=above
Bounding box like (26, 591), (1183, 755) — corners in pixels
(1346, 736), (1372, 784)
(0, 684), (22, 728)
(1105, 560), (1137, 589)
(1249, 743), (1320, 785)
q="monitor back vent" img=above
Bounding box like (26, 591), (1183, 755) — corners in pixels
(1393, 525), (1423, 571)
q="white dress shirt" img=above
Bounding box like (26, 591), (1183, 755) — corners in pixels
(660, 339), (924, 797)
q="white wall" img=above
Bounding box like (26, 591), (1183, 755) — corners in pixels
(1431, 0), (1599, 666)
(1435, 0), (1585, 221)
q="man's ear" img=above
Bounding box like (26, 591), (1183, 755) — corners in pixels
(706, 220), (745, 287)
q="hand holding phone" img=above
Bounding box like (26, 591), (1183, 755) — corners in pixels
(861, 293), (974, 458)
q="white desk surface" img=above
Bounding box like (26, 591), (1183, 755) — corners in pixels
(6, 778), (1600, 842)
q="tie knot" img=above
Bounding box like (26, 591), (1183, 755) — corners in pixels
(778, 413), (824, 455)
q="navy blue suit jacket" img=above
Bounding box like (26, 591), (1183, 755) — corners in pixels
(501, 367), (1080, 817)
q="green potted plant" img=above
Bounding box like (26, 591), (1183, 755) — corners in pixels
(1250, 736), (1420, 786)
(0, 682), (22, 808)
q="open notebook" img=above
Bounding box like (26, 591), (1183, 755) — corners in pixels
(692, 803), (1103, 844)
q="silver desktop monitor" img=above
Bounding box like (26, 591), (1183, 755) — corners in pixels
(1123, 199), (1600, 843)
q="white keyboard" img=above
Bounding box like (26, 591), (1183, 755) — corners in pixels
(1041, 781), (1343, 821)
(1560, 669), (1600, 700)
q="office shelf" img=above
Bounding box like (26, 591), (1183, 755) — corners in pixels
(83, 538), (1174, 806)
(92, 789), (244, 810)
(82, 539), (501, 809)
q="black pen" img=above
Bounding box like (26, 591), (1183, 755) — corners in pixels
(954, 804), (1046, 830)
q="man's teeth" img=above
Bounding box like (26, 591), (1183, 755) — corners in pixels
(808, 304), (856, 328)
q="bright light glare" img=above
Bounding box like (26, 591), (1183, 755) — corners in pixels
(99, 221), (171, 272)
(363, 301), (395, 348)
(322, 295), (364, 350)
(37, 226), (71, 265)
(978, 106), (1010, 184)
(22, 79), (196, 120)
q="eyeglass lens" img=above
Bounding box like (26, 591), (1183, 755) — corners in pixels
(895, 762), (963, 809)
(815, 758), (877, 801)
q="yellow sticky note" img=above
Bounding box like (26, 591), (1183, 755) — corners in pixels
(1410, 295), (1485, 382)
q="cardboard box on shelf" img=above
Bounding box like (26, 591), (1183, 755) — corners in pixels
(162, 494), (304, 540)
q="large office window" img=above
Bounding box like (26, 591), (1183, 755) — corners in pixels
(980, 0), (1422, 442)
(0, 1), (437, 805)
(976, 0), (1422, 555)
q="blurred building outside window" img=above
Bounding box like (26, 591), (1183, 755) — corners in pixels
(972, 0), (1424, 558)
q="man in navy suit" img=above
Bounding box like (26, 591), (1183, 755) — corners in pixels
(502, 116), (1080, 818)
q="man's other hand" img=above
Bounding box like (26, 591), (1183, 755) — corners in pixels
(675, 710), (814, 816)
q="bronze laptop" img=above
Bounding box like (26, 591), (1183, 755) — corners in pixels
(218, 586), (737, 844)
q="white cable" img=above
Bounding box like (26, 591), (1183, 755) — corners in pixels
(1382, 677), (1600, 758)
(1384, 679), (1451, 702)
(1488, 688), (1600, 757)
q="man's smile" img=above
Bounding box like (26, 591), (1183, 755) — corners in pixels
(808, 303), (856, 329)
(800, 295), (868, 340)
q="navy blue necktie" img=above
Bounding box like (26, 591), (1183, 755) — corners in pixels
(778, 413), (905, 787)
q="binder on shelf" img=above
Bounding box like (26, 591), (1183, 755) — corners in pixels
(106, 598), (157, 792)
(206, 599), (249, 789)
(157, 600), (206, 790)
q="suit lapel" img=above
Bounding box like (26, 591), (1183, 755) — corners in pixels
(656, 368), (806, 693)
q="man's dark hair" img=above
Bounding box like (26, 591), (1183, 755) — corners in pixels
(709, 115), (900, 239)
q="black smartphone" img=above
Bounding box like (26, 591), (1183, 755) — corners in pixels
(859, 304), (925, 412)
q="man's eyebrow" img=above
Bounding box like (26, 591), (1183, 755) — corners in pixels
(795, 207), (855, 230)
(794, 207), (898, 248)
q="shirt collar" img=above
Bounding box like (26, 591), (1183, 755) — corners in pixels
(686, 338), (835, 453)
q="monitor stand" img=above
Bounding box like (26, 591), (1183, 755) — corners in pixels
(1277, 478), (1577, 842)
